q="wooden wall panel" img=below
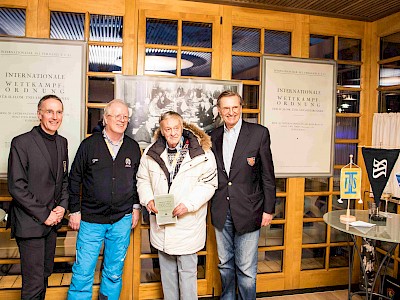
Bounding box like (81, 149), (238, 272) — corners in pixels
(0, 0), (26, 7)
(231, 6), (296, 31)
(49, 0), (124, 15)
(137, 0), (221, 16)
(310, 15), (365, 37)
(375, 11), (400, 37)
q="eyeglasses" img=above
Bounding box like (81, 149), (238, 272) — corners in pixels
(107, 114), (129, 122)
(40, 109), (63, 116)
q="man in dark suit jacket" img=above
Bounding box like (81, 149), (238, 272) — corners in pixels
(210, 90), (276, 300)
(7, 94), (68, 300)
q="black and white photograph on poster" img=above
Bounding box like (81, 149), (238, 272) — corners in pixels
(115, 75), (242, 147)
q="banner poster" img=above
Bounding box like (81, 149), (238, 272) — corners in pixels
(340, 167), (361, 199)
(0, 37), (86, 176)
(261, 56), (336, 177)
(362, 147), (400, 204)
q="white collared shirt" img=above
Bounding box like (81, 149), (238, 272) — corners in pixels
(103, 129), (124, 160)
(223, 118), (242, 176)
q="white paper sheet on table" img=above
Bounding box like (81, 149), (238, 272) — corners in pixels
(349, 221), (376, 227)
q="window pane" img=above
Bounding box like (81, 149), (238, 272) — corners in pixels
(232, 27), (260, 53)
(301, 248), (325, 270)
(338, 64), (361, 88)
(329, 246), (350, 268)
(274, 197), (285, 219)
(335, 143), (358, 165)
(304, 196), (328, 218)
(88, 77), (114, 103)
(232, 56), (260, 80)
(0, 202), (10, 226)
(333, 169), (340, 191)
(331, 227), (348, 243)
(89, 45), (122, 72)
(145, 48), (177, 75)
(242, 85), (259, 109)
(332, 195), (355, 211)
(338, 38), (361, 61)
(0, 178), (9, 196)
(0, 8), (25, 36)
(379, 90), (400, 113)
(336, 117), (359, 139)
(379, 61), (400, 87)
(56, 231), (77, 257)
(380, 32), (400, 60)
(259, 224), (284, 247)
(146, 18), (177, 46)
(0, 231), (17, 258)
(90, 14), (123, 42)
(242, 113), (258, 124)
(258, 251), (283, 273)
(310, 35), (334, 59)
(0, 263), (22, 288)
(303, 222), (326, 244)
(337, 90), (360, 113)
(182, 21), (212, 48)
(87, 107), (104, 134)
(50, 12), (84, 40)
(141, 225), (159, 256)
(141, 258), (161, 283)
(305, 178), (329, 192)
(197, 256), (206, 279)
(181, 51), (211, 77)
(265, 30), (291, 55)
(276, 178), (286, 193)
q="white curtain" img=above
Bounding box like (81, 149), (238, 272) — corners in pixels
(372, 113), (400, 198)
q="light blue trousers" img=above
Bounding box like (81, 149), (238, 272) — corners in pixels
(67, 214), (132, 300)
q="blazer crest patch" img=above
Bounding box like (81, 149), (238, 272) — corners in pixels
(247, 157), (256, 166)
(125, 158), (132, 168)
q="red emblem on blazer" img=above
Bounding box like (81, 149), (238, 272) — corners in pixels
(247, 157), (256, 166)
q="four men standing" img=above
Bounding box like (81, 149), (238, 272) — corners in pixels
(7, 91), (276, 299)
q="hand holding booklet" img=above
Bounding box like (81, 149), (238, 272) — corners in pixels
(154, 194), (177, 225)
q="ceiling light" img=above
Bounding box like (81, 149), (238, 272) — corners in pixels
(342, 94), (357, 101)
(145, 55), (193, 71)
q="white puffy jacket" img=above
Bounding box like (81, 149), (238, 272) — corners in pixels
(137, 122), (218, 255)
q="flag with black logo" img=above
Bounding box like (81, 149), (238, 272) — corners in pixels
(362, 147), (400, 205)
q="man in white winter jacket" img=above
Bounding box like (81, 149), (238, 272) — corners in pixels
(137, 111), (217, 300)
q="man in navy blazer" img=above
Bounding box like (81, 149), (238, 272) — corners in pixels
(210, 90), (276, 300)
(7, 95), (68, 300)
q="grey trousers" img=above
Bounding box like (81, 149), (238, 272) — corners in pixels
(158, 250), (198, 300)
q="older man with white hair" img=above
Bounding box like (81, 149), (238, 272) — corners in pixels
(137, 111), (217, 300)
(67, 99), (141, 300)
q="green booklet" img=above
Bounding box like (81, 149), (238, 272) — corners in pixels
(154, 194), (177, 225)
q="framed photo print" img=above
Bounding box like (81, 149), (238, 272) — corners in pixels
(115, 75), (242, 147)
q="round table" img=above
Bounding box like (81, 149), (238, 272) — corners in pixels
(323, 209), (400, 300)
